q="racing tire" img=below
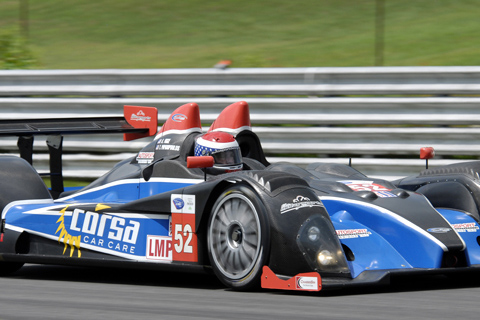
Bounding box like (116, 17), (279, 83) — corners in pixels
(0, 156), (50, 275)
(416, 181), (480, 221)
(0, 156), (51, 212)
(207, 185), (270, 291)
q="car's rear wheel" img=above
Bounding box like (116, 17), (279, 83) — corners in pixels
(207, 185), (269, 291)
(0, 156), (53, 276)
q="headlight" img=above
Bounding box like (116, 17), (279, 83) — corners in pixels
(317, 250), (334, 265)
(307, 226), (320, 242)
(297, 215), (350, 276)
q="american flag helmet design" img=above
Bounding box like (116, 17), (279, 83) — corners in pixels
(194, 132), (243, 173)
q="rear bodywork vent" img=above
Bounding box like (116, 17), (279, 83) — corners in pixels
(420, 162), (480, 180)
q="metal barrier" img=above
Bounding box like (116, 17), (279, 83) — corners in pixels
(1, 66), (480, 96)
(1, 67), (480, 180)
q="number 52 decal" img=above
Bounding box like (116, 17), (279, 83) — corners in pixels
(172, 212), (198, 262)
(171, 194), (198, 262)
(174, 223), (193, 253)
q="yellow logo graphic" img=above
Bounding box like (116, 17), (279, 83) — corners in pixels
(95, 203), (111, 211)
(55, 206), (81, 258)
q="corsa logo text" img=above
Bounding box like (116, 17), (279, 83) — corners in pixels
(69, 209), (140, 254)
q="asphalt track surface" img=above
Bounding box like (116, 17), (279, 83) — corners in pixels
(1, 264), (480, 319)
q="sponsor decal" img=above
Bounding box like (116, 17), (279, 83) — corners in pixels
(130, 110), (152, 122)
(56, 207), (140, 256)
(171, 194), (198, 262)
(173, 198), (184, 210)
(6, 201), (171, 261)
(294, 195), (309, 203)
(336, 228), (371, 239)
(280, 195), (323, 214)
(452, 222), (479, 233)
(427, 227), (451, 234)
(172, 113), (187, 122)
(374, 191), (397, 198)
(56, 206), (82, 257)
(340, 180), (397, 198)
(172, 213), (197, 262)
(295, 276), (319, 290)
(146, 235), (172, 261)
(156, 138), (181, 152)
(136, 152), (155, 164)
(171, 194), (195, 213)
(261, 266), (321, 291)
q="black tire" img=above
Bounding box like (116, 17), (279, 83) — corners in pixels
(0, 156), (51, 212)
(0, 156), (50, 275)
(207, 185), (269, 291)
(417, 181), (480, 220)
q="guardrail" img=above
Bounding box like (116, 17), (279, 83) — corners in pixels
(2, 66), (480, 96)
(1, 67), (480, 180)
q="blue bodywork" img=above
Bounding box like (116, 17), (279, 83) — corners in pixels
(324, 196), (480, 278)
(3, 178), (203, 261)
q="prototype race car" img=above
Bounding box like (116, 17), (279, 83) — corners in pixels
(1, 101), (480, 292)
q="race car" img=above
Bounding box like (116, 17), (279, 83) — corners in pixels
(1, 101), (480, 292)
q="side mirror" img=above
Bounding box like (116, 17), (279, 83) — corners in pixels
(187, 156), (214, 181)
(420, 147), (435, 160)
(420, 147), (435, 169)
(187, 156), (214, 169)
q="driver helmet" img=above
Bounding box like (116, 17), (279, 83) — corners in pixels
(194, 132), (243, 174)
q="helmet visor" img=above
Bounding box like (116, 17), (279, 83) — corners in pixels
(211, 147), (242, 166)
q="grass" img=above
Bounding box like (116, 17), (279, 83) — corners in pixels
(42, 178), (90, 188)
(1, 0), (479, 69)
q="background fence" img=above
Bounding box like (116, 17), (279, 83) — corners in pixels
(1, 66), (480, 180)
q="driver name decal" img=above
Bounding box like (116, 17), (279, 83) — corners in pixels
(156, 138), (181, 151)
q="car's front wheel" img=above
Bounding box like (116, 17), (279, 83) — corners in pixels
(207, 185), (269, 291)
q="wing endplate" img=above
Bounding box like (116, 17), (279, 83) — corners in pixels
(124, 105), (159, 141)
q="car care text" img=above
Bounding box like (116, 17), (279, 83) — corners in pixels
(69, 209), (140, 254)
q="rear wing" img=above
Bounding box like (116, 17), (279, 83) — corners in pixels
(0, 106), (158, 197)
